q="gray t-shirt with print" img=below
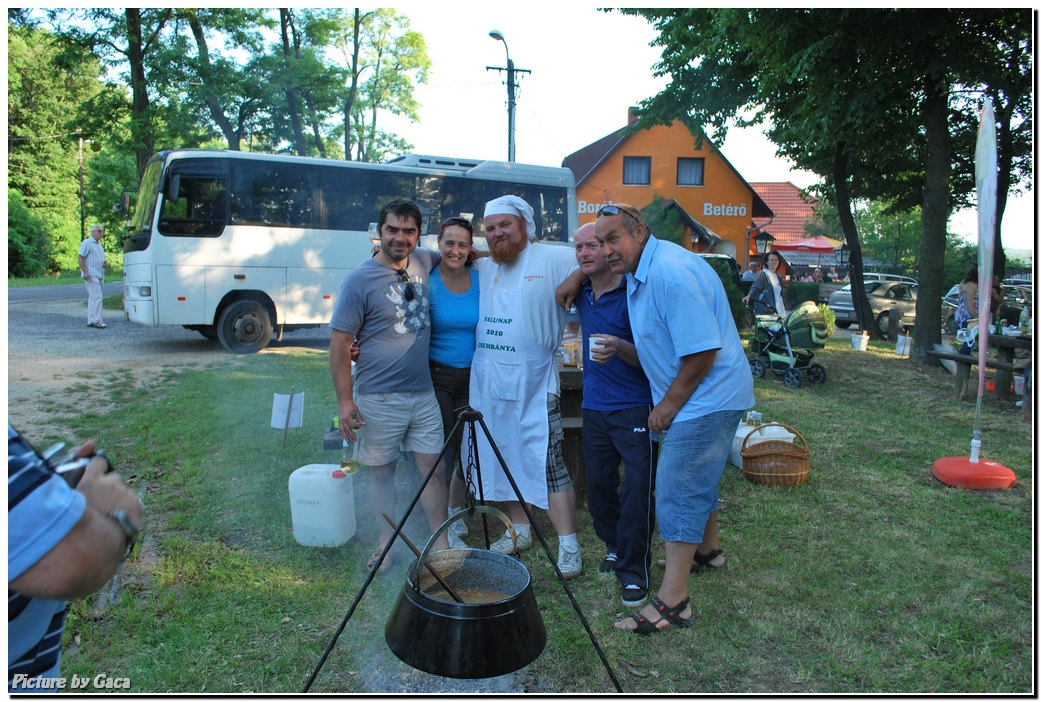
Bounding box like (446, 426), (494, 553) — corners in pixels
(330, 248), (439, 395)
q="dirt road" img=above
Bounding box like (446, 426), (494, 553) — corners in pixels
(7, 294), (330, 437)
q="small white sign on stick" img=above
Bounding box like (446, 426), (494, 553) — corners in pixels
(272, 390), (305, 429)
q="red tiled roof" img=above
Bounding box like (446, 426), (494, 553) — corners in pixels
(749, 182), (818, 242)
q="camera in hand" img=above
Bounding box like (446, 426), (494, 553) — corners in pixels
(40, 442), (112, 488)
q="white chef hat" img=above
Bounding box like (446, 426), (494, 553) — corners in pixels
(484, 195), (537, 241)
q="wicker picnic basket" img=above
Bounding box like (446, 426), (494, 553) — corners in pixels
(740, 423), (810, 486)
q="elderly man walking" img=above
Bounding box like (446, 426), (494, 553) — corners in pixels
(78, 224), (109, 328)
(594, 204), (754, 635)
(467, 195), (584, 579)
(572, 222), (656, 606)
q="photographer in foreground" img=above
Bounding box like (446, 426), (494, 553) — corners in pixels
(8, 424), (143, 692)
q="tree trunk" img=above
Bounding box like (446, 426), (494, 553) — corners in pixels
(126, 9), (154, 181)
(832, 142), (878, 336)
(913, 74), (951, 362)
(280, 9), (308, 156)
(188, 16), (241, 150)
(342, 9), (364, 162)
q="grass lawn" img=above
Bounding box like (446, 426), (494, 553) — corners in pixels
(8, 267), (124, 287)
(43, 335), (1032, 694)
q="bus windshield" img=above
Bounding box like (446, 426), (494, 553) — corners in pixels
(124, 158), (163, 252)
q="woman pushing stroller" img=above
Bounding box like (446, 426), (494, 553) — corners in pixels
(743, 251), (787, 317)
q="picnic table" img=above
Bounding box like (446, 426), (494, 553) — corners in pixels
(988, 333), (1031, 401)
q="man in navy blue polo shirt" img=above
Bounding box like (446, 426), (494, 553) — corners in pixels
(573, 223), (656, 607)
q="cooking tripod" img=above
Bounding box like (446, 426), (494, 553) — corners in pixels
(303, 406), (623, 693)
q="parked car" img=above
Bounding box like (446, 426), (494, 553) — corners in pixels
(829, 280), (932, 334)
(942, 283), (1032, 334)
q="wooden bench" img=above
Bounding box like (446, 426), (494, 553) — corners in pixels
(925, 349), (1020, 401)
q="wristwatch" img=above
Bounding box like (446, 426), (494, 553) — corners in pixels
(106, 510), (139, 559)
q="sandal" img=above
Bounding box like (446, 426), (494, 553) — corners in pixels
(366, 545), (394, 574)
(616, 597), (694, 635)
(656, 549), (727, 573)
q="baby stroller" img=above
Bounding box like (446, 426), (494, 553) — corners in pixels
(747, 300), (831, 388)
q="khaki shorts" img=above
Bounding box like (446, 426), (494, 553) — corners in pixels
(355, 389), (444, 467)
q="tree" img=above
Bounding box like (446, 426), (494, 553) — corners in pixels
(7, 24), (103, 271)
(47, 9), (173, 181)
(349, 9), (430, 162)
(622, 8), (1032, 360)
(8, 189), (52, 278)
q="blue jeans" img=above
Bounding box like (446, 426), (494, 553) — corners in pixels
(655, 409), (744, 544)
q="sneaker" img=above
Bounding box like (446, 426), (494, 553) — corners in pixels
(447, 530), (466, 550)
(447, 507), (468, 537)
(621, 583), (648, 607)
(598, 552), (618, 575)
(488, 528), (531, 555)
(557, 543), (583, 580)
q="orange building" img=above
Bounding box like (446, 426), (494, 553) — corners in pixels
(562, 109), (772, 264)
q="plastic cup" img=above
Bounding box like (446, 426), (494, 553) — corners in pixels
(589, 335), (607, 360)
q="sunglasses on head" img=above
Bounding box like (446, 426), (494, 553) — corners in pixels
(596, 204), (642, 226)
(441, 216), (474, 234)
(395, 268), (415, 302)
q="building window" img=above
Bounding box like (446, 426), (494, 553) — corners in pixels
(677, 157), (705, 186)
(622, 156), (651, 186)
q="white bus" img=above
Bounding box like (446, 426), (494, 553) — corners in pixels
(121, 150), (578, 352)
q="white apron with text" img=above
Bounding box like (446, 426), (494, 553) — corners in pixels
(467, 251), (554, 509)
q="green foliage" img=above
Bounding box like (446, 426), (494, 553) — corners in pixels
(785, 282), (820, 308)
(8, 189), (52, 278)
(642, 194), (686, 246)
(943, 236), (978, 292)
(817, 302), (837, 336)
(704, 257), (748, 328)
(7, 24), (103, 272)
(8, 8), (433, 277)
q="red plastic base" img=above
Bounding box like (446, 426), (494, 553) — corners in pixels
(932, 456), (1016, 490)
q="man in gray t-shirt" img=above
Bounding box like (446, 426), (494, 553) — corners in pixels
(329, 199), (448, 573)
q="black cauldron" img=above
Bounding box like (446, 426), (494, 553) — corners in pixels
(384, 506), (546, 678)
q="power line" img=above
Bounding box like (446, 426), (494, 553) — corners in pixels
(8, 131), (82, 142)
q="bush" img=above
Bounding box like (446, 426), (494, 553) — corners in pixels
(818, 303), (837, 337)
(705, 257), (749, 329)
(785, 281), (820, 308)
(8, 189), (51, 278)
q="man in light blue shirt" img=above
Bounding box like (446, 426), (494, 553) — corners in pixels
(593, 204), (754, 636)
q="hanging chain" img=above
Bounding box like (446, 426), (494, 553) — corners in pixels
(463, 421), (478, 512)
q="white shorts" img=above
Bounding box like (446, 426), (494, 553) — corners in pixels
(354, 390), (444, 467)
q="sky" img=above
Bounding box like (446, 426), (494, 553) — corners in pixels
(383, 4), (1035, 251)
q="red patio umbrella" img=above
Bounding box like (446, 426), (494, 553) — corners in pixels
(770, 235), (843, 254)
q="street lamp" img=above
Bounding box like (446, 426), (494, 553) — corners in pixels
(488, 29), (530, 163)
(834, 243), (850, 266)
(753, 230), (775, 255)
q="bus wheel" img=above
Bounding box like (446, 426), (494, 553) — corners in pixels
(218, 300), (272, 354)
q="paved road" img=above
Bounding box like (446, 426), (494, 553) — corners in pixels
(7, 281), (123, 302)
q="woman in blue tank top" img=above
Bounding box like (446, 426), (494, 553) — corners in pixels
(429, 217), (480, 545)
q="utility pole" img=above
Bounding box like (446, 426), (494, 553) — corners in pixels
(488, 30), (530, 163)
(78, 128), (86, 241)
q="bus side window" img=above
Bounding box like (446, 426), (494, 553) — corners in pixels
(158, 176), (227, 237)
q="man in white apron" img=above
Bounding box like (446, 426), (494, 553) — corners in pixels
(467, 196), (584, 579)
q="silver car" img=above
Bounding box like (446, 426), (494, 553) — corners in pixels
(829, 280), (920, 334)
